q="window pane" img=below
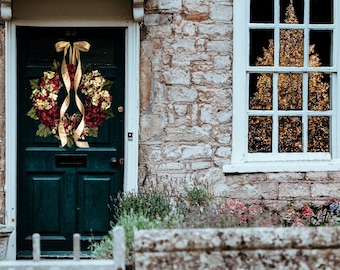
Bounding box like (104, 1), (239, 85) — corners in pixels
(250, 30), (274, 66)
(310, 0), (333, 24)
(250, 0), (274, 23)
(308, 116), (329, 152)
(279, 29), (304, 67)
(279, 116), (302, 152)
(278, 73), (303, 110)
(310, 30), (332, 67)
(308, 73), (330, 111)
(249, 73), (273, 110)
(248, 116), (272, 152)
(280, 0), (304, 24)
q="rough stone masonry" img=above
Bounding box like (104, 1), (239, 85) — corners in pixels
(138, 0), (340, 209)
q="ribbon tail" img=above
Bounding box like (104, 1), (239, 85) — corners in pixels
(73, 49), (89, 148)
(57, 44), (72, 147)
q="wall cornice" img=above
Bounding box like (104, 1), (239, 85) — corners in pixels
(1, 0), (144, 22)
(133, 0), (144, 22)
(0, 0), (11, 20)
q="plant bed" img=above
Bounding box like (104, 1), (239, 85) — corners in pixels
(91, 187), (340, 269)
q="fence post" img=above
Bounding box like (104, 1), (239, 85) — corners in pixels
(73, 233), (81, 260)
(32, 233), (40, 261)
(113, 226), (126, 270)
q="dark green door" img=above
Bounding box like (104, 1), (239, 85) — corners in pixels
(17, 27), (125, 257)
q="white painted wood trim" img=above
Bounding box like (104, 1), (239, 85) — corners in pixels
(229, 0), (340, 173)
(224, 160), (340, 173)
(4, 19), (140, 259)
(5, 20), (17, 260)
(124, 23), (140, 192)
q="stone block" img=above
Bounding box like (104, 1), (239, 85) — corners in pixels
(167, 86), (198, 102)
(164, 125), (212, 142)
(210, 5), (233, 21)
(192, 71), (230, 85)
(197, 23), (231, 36)
(311, 182), (340, 198)
(305, 171), (329, 181)
(144, 14), (174, 26)
(206, 40), (232, 53)
(181, 144), (213, 160)
(279, 183), (310, 198)
(159, 0), (182, 10)
(165, 38), (196, 52)
(139, 114), (163, 141)
(163, 68), (191, 85)
(185, 13), (209, 22)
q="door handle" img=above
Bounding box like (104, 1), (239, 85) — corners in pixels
(110, 157), (118, 165)
(110, 157), (124, 166)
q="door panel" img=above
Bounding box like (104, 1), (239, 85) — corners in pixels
(17, 27), (125, 257)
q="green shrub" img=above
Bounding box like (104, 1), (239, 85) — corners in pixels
(184, 186), (213, 206)
(117, 189), (173, 220)
(91, 212), (161, 264)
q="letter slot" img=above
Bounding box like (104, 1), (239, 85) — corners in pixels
(55, 154), (87, 168)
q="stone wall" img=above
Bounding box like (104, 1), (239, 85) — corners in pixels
(139, 0), (233, 192)
(138, 0), (340, 208)
(134, 227), (340, 269)
(0, 24), (5, 225)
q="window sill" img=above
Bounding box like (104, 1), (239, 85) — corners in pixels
(223, 160), (340, 173)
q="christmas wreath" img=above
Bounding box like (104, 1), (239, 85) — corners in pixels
(26, 41), (114, 148)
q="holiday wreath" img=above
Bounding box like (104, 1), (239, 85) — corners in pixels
(26, 41), (114, 148)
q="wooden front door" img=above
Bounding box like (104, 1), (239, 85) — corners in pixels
(17, 27), (125, 257)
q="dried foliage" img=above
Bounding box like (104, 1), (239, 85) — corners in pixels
(249, 0), (330, 153)
(308, 116), (329, 152)
(248, 116), (272, 152)
(279, 116), (302, 152)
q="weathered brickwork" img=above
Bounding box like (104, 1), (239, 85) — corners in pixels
(139, 0), (340, 208)
(0, 25), (5, 225)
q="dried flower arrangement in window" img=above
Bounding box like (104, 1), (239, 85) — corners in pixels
(249, 0), (330, 153)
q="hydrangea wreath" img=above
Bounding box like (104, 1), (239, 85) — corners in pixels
(27, 59), (114, 147)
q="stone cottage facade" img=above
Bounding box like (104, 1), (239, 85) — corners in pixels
(139, 0), (340, 208)
(0, 0), (339, 258)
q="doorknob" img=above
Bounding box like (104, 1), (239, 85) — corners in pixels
(110, 157), (118, 165)
(118, 106), (124, 113)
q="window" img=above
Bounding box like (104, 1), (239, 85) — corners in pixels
(225, 0), (340, 173)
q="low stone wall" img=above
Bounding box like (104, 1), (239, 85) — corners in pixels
(134, 227), (340, 269)
(0, 225), (13, 259)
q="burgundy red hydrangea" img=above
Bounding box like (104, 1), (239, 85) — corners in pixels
(28, 63), (113, 146)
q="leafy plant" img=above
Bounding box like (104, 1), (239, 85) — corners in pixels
(91, 212), (161, 265)
(184, 186), (213, 206)
(117, 189), (173, 220)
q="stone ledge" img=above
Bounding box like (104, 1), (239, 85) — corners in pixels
(135, 227), (340, 269)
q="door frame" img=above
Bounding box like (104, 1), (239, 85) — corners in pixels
(5, 19), (140, 259)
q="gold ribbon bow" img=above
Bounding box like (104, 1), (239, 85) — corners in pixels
(55, 41), (91, 148)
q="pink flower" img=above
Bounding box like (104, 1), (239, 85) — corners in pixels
(227, 199), (247, 214)
(248, 204), (263, 219)
(300, 205), (314, 218)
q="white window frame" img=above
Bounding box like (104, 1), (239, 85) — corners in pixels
(224, 0), (340, 173)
